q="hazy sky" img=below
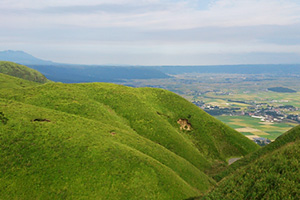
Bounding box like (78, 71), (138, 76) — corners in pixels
(1, 0), (300, 65)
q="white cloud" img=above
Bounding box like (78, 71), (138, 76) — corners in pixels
(1, 0), (300, 65)
(1, 0), (300, 29)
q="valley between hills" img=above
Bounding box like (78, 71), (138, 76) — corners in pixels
(1, 61), (300, 199)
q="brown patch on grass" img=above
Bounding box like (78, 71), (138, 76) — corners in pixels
(110, 132), (117, 136)
(177, 119), (192, 131)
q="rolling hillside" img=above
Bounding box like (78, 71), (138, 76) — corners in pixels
(0, 71), (259, 199)
(200, 125), (300, 199)
(0, 61), (49, 83)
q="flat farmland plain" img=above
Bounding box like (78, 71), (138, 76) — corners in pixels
(216, 116), (296, 140)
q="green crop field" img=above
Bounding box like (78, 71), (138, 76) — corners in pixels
(216, 116), (296, 140)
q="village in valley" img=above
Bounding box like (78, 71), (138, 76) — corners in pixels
(193, 98), (300, 146)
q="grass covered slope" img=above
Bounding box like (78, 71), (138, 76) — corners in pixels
(0, 61), (49, 83)
(215, 125), (300, 181)
(0, 82), (259, 168)
(0, 99), (212, 199)
(201, 125), (300, 199)
(0, 73), (258, 199)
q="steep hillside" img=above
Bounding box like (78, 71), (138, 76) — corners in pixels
(0, 61), (49, 83)
(0, 73), (259, 199)
(200, 125), (300, 199)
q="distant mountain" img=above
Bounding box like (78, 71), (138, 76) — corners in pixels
(0, 61), (49, 83)
(0, 50), (55, 65)
(0, 50), (170, 82)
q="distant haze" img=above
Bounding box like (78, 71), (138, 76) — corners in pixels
(1, 0), (300, 65)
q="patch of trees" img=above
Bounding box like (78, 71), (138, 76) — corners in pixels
(279, 105), (296, 109)
(268, 87), (297, 93)
(204, 107), (241, 116)
(265, 111), (283, 118)
(287, 115), (300, 122)
(228, 99), (248, 104)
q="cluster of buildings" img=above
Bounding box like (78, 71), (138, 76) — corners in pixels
(247, 104), (299, 123)
(192, 100), (300, 124)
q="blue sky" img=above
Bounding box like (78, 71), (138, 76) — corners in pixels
(1, 0), (300, 65)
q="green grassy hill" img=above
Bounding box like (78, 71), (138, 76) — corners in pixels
(0, 72), (259, 199)
(200, 125), (300, 199)
(0, 61), (49, 83)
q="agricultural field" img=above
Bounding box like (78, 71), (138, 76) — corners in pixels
(215, 116), (296, 140)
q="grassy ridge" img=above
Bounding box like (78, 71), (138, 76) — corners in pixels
(0, 72), (259, 199)
(201, 125), (300, 199)
(0, 61), (49, 83)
